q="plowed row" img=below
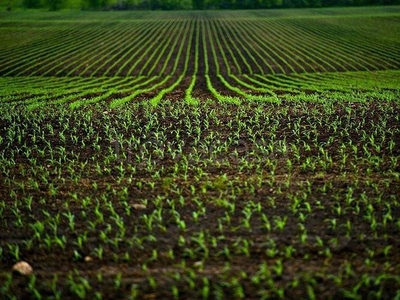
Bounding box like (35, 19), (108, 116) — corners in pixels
(0, 7), (400, 107)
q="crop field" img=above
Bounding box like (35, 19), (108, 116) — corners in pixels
(1, 6), (400, 300)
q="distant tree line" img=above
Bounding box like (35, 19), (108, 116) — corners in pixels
(21, 0), (400, 11)
(22, 0), (64, 10)
(110, 0), (399, 10)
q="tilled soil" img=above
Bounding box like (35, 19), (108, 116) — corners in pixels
(0, 99), (399, 299)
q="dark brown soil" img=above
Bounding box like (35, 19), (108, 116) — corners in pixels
(0, 100), (399, 299)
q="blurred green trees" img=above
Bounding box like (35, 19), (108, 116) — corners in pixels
(14, 0), (400, 11)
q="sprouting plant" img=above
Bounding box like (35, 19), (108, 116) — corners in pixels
(147, 276), (157, 290)
(27, 275), (42, 299)
(273, 216), (287, 231)
(67, 272), (92, 300)
(273, 259), (284, 277)
(201, 277), (210, 299)
(8, 244), (20, 261)
(94, 247), (104, 260)
(114, 273), (123, 289)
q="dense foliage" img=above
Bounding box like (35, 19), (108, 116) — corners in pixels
(9, 0), (400, 10)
